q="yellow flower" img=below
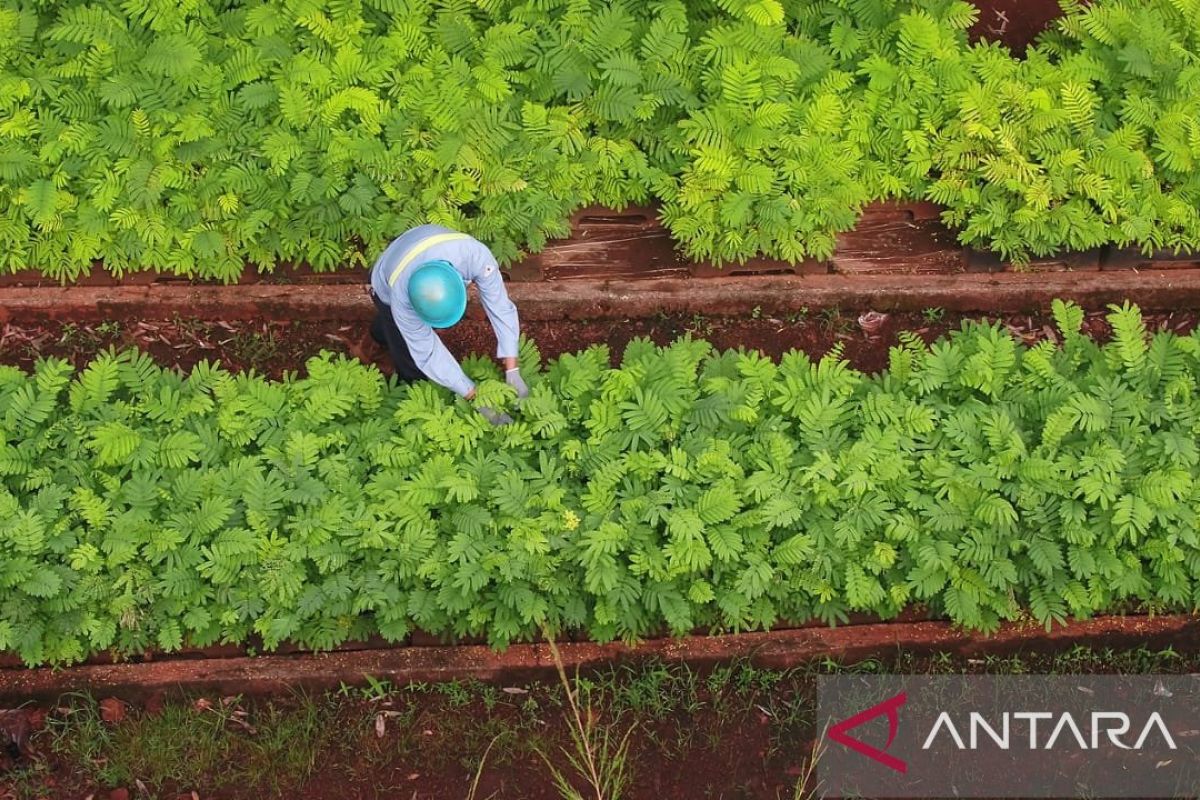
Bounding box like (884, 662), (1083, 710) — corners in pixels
(562, 510), (580, 531)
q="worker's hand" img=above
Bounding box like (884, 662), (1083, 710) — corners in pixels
(477, 406), (513, 426)
(505, 368), (530, 399)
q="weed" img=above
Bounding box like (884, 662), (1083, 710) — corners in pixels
(170, 313), (207, 338)
(437, 681), (473, 708)
(338, 674), (395, 701)
(344, 698), (421, 775)
(466, 734), (502, 800)
(705, 663), (734, 697)
(479, 683), (501, 712)
(39, 693), (335, 797)
(977, 654), (1028, 675)
(538, 635), (635, 800)
(225, 328), (280, 366)
(790, 737), (826, 800)
(57, 322), (78, 344)
(684, 313), (713, 337)
(595, 663), (690, 718)
(53, 320), (121, 350)
(45, 694), (121, 785)
(922, 307), (945, 323)
(1038, 645), (1183, 675)
(734, 663), (783, 696)
(363, 675), (394, 699)
(1, 761), (53, 800)
(817, 306), (851, 334)
(785, 307), (810, 324)
(236, 694), (332, 795)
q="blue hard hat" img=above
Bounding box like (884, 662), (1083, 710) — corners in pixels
(407, 260), (467, 328)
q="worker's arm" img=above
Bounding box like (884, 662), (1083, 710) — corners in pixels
(390, 302), (475, 398)
(472, 259), (520, 363)
(469, 254), (530, 399)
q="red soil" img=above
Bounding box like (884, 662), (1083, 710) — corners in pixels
(1, 308), (1194, 380)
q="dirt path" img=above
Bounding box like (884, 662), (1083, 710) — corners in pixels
(2, 308), (1195, 379)
(5, 647), (1198, 800)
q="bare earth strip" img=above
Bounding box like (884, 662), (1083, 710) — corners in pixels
(3, 270), (1200, 325)
(2, 614), (1196, 704)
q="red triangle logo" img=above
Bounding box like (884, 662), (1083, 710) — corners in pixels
(828, 691), (908, 773)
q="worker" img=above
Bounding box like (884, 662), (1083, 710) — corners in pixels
(368, 224), (528, 426)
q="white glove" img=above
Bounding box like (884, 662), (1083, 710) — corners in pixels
(477, 406), (513, 426)
(505, 368), (530, 399)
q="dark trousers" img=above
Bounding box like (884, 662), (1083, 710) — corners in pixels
(371, 293), (428, 383)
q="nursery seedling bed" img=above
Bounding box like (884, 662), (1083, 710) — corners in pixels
(3, 308), (1197, 380)
(2, 614), (1196, 705)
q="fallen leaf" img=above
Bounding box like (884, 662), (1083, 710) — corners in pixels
(406, 773), (420, 781)
(501, 687), (528, 695)
(857, 311), (889, 336)
(99, 698), (126, 725)
(192, 698), (213, 713)
(135, 779), (148, 795)
(375, 713), (386, 738)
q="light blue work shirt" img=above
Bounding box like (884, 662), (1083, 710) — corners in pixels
(370, 225), (520, 398)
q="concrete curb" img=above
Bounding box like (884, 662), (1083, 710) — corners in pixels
(2, 270), (1200, 324)
(2, 615), (1196, 703)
